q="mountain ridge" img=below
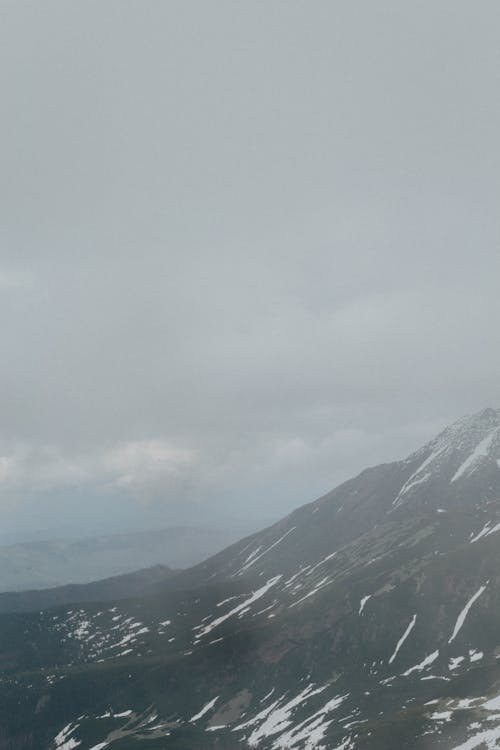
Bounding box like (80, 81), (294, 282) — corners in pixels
(0, 564), (175, 614)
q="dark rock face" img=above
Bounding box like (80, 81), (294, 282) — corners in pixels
(2, 409), (500, 750)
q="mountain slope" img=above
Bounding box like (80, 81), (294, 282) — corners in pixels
(2, 408), (500, 750)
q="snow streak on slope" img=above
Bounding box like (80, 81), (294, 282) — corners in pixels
(402, 650), (439, 676)
(305, 550), (339, 578)
(388, 614), (417, 664)
(271, 693), (349, 750)
(190, 697), (219, 722)
(451, 429), (499, 482)
(231, 684), (350, 749)
(448, 584), (488, 644)
(237, 528), (297, 574)
(247, 686), (326, 746)
(194, 576), (282, 639)
(358, 595), (371, 615)
(450, 725), (500, 750)
(393, 447), (447, 506)
(54, 723), (81, 750)
(470, 520), (500, 544)
(289, 575), (333, 609)
(470, 523), (493, 543)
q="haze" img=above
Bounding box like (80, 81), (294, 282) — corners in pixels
(1, 1), (499, 543)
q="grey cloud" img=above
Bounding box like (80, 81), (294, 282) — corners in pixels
(1, 1), (499, 540)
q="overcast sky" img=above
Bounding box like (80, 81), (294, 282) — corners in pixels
(1, 1), (499, 543)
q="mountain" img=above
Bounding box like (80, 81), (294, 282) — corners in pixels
(0, 524), (258, 592)
(0, 564), (175, 614)
(3, 408), (500, 750)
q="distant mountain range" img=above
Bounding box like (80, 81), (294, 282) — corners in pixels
(2, 408), (500, 749)
(0, 564), (174, 614)
(0, 524), (258, 592)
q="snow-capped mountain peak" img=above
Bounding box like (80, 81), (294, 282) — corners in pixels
(393, 408), (500, 508)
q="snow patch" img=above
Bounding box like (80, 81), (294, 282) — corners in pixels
(449, 656), (465, 670)
(451, 429), (499, 482)
(469, 649), (484, 663)
(271, 693), (348, 750)
(450, 725), (500, 749)
(237, 528), (296, 574)
(388, 614), (416, 665)
(483, 695), (500, 711)
(393, 445), (448, 506)
(305, 551), (339, 578)
(358, 595), (371, 615)
(54, 724), (80, 750)
(448, 584), (488, 644)
(431, 711), (452, 721)
(289, 576), (332, 608)
(194, 576), (282, 638)
(402, 650), (439, 676)
(190, 696), (219, 722)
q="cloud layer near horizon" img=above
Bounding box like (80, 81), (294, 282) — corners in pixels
(1, 1), (499, 540)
